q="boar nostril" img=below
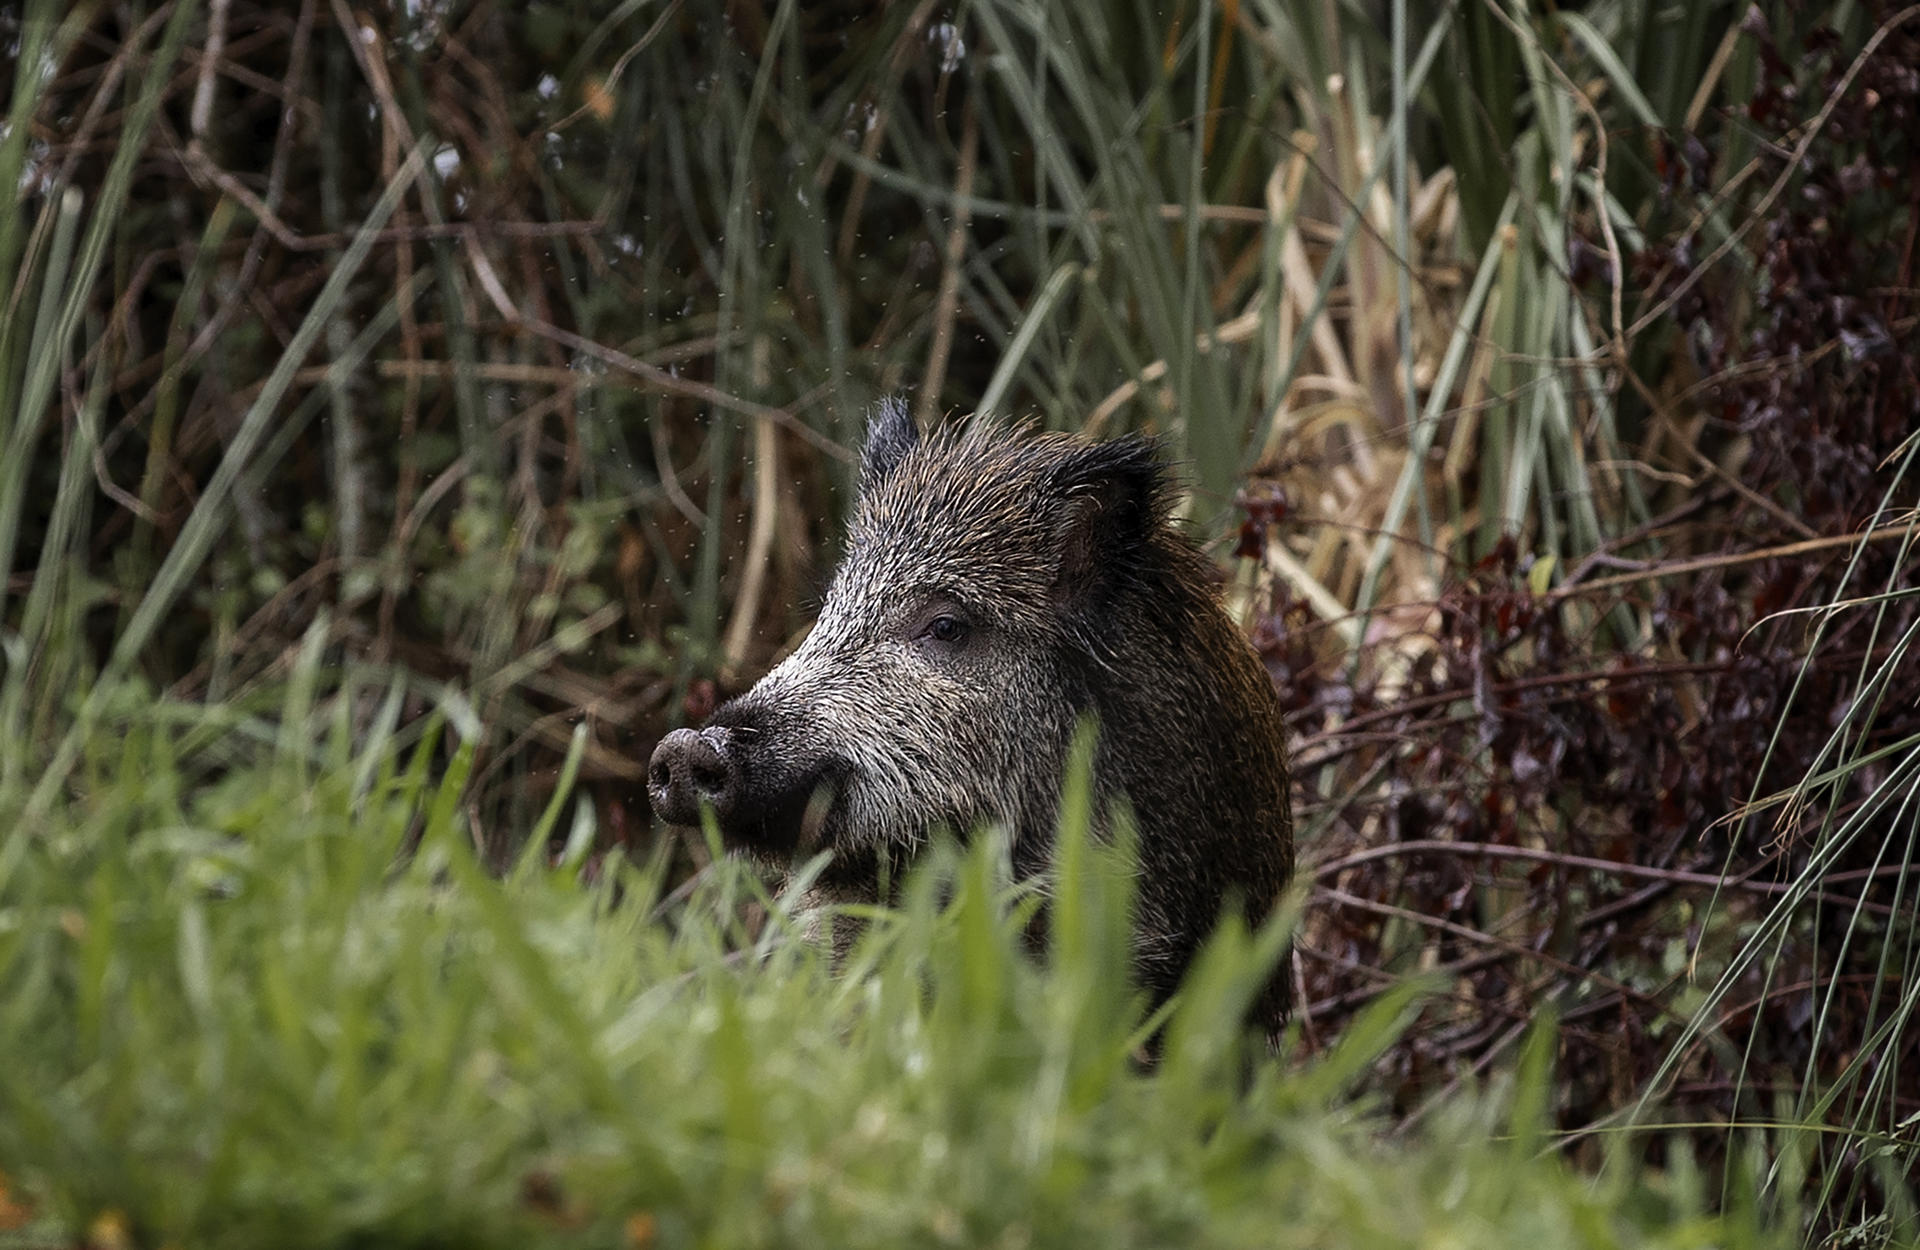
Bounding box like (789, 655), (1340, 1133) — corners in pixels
(652, 729), (725, 825)
(647, 726), (740, 825)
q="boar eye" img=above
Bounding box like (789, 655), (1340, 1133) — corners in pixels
(919, 614), (970, 646)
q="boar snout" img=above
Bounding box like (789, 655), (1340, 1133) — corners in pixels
(649, 713), (843, 857)
(648, 727), (743, 826)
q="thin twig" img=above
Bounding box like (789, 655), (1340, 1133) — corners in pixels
(1313, 885), (1667, 1009)
(919, 95), (977, 426)
(1555, 523), (1919, 599)
(188, 0), (231, 138)
(515, 317), (854, 462)
(1310, 838), (1899, 916)
(545, 0), (684, 136)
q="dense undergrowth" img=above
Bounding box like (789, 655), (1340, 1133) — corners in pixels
(2, 0), (1917, 1243)
(0, 691), (1823, 1249)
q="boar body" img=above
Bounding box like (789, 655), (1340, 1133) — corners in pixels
(650, 402), (1293, 1030)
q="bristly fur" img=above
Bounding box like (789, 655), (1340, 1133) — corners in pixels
(859, 394), (920, 495)
(671, 404), (1295, 1033)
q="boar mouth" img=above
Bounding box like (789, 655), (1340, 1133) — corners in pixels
(648, 716), (850, 860)
(717, 750), (849, 861)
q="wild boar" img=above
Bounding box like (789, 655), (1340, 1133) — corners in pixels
(649, 400), (1293, 1030)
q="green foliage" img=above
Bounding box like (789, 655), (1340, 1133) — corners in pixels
(0, 694), (1813, 1250)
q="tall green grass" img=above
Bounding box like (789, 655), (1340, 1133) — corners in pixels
(1636, 433), (1920, 1227)
(0, 666), (1809, 1249)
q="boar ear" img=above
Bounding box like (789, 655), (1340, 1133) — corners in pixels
(1050, 435), (1167, 617)
(860, 396), (920, 496)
